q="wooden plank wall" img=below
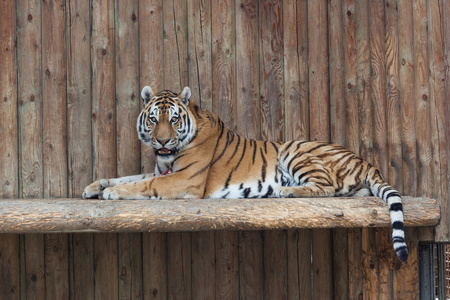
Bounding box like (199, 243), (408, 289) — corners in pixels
(0, 0), (449, 299)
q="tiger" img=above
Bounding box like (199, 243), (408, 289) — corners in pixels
(82, 86), (408, 262)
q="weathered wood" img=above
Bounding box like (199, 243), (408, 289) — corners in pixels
(215, 231), (239, 300)
(66, 2), (94, 300)
(236, 0), (260, 139)
(444, 0), (450, 243)
(163, 0), (188, 91)
(428, 0), (449, 242)
(187, 0), (213, 111)
(91, 2), (118, 300)
(239, 231), (263, 299)
(17, 0), (43, 199)
(0, 235), (19, 300)
(259, 0), (284, 142)
(0, 0), (18, 199)
(23, 235), (45, 300)
(191, 231), (214, 299)
(329, 0), (345, 146)
(115, 2), (142, 299)
(44, 234), (69, 299)
(142, 232), (167, 300)
(138, 0), (162, 174)
(67, 0), (93, 198)
(42, 0), (67, 199)
(385, 0), (403, 191)
(70, 233), (94, 300)
(0, 3), (19, 299)
(264, 230), (287, 299)
(0, 197), (438, 233)
(212, 0), (236, 132)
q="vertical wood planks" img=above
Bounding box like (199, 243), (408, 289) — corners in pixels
(259, 0), (284, 142)
(236, 0), (260, 139)
(115, 1), (142, 299)
(91, 1), (118, 299)
(191, 232), (215, 299)
(0, 0), (18, 198)
(66, 1), (95, 299)
(0, 3), (19, 299)
(239, 231), (263, 299)
(42, 3), (69, 298)
(213, 1), (239, 297)
(67, 0), (93, 197)
(308, 0), (333, 298)
(187, 0), (213, 110)
(139, 0), (163, 174)
(259, 1), (287, 298)
(215, 231), (239, 300)
(17, 2), (46, 299)
(163, 0), (189, 91)
(91, 0), (117, 180)
(17, 0), (43, 199)
(162, 2), (191, 298)
(212, 0), (237, 131)
(42, 0), (67, 198)
(329, 1), (349, 299)
(235, 2), (263, 297)
(428, 0), (449, 242)
(142, 232), (167, 300)
(385, 0), (403, 193)
(71, 233), (94, 300)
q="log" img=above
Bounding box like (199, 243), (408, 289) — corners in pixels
(0, 197), (439, 234)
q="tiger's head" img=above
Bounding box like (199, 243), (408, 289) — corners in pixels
(137, 86), (196, 160)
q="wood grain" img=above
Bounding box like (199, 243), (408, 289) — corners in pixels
(138, 0), (163, 174)
(70, 233), (94, 300)
(17, 0), (43, 199)
(0, 0), (18, 199)
(188, 0), (213, 111)
(236, 0), (260, 139)
(163, 0), (188, 91)
(239, 231), (263, 300)
(44, 234), (69, 299)
(212, 0), (236, 131)
(0, 197), (438, 233)
(142, 232), (167, 300)
(0, 235), (20, 300)
(42, 0), (67, 198)
(91, 2), (118, 299)
(0, 3), (19, 299)
(427, 0), (449, 242)
(259, 0), (284, 141)
(67, 0), (93, 198)
(385, 0), (403, 191)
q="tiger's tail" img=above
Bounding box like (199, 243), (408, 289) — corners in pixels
(366, 166), (408, 262)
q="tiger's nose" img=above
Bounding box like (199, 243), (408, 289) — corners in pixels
(157, 138), (170, 146)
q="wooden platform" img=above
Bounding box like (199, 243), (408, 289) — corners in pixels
(0, 196), (439, 233)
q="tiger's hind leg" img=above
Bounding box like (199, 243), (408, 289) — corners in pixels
(273, 183), (335, 198)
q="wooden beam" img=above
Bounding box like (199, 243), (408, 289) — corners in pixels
(0, 197), (439, 234)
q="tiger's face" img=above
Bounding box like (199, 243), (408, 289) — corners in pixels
(137, 86), (196, 160)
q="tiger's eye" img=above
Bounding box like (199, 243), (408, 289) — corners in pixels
(150, 117), (157, 123)
(171, 116), (179, 123)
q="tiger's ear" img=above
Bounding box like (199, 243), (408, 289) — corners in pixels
(180, 87), (191, 106)
(141, 86), (154, 105)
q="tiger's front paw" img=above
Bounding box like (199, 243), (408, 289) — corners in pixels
(101, 185), (150, 200)
(101, 187), (120, 200)
(82, 179), (110, 199)
(273, 186), (296, 198)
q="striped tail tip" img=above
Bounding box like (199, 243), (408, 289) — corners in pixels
(396, 246), (409, 262)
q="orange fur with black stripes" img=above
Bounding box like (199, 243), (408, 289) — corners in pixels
(83, 86), (408, 261)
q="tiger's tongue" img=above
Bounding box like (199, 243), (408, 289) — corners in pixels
(161, 169), (173, 176)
